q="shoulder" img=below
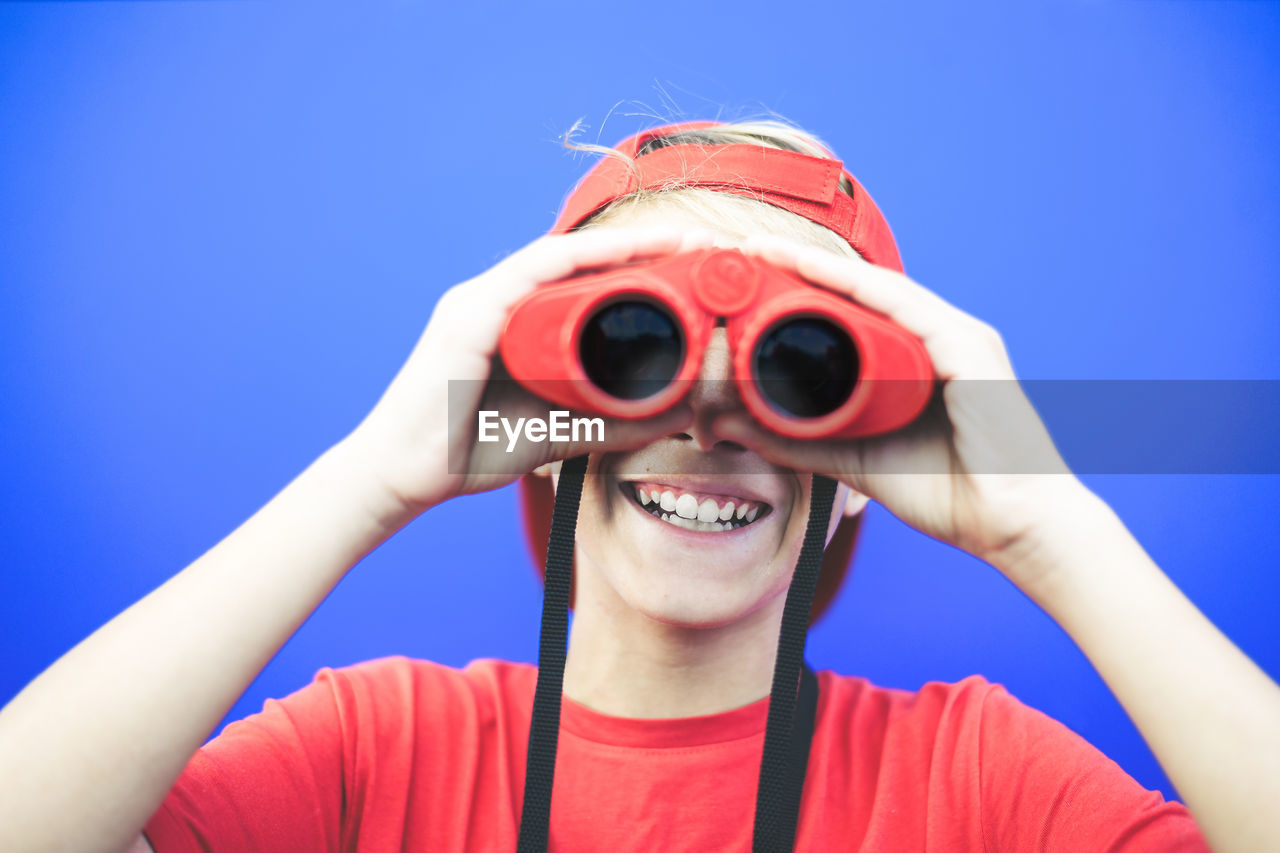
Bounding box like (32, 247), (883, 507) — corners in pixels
(308, 655), (536, 693)
(292, 656), (539, 730)
(815, 671), (1206, 849)
(815, 668), (1088, 761)
(816, 669), (1003, 729)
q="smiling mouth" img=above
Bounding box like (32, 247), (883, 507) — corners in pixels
(622, 482), (772, 533)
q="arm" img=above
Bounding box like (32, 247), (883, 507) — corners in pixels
(722, 235), (1279, 853)
(0, 226), (708, 853)
(0, 441), (405, 853)
(989, 482), (1280, 853)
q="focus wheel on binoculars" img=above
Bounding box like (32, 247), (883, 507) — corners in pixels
(692, 250), (760, 316)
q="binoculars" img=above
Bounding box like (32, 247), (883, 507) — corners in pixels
(499, 249), (933, 440)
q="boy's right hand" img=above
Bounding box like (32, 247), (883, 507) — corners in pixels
(339, 227), (712, 525)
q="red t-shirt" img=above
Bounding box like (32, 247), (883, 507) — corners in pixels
(143, 657), (1208, 851)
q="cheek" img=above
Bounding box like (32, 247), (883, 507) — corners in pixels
(570, 478), (629, 565)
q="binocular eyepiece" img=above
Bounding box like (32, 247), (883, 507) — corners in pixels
(578, 297), (860, 419)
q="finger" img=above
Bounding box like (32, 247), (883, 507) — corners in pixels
(741, 234), (1015, 381)
(710, 411), (954, 495)
(739, 234), (945, 329)
(437, 227), (720, 361)
(491, 226), (718, 301)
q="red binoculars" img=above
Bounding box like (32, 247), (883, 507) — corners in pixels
(499, 249), (934, 440)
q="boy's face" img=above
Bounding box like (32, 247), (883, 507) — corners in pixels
(543, 207), (856, 630)
(564, 341), (850, 631)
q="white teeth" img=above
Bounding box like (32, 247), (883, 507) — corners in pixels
(696, 499), (719, 522)
(632, 485), (766, 531)
(659, 513), (733, 533)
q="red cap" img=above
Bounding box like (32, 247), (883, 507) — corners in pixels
(551, 121), (904, 273)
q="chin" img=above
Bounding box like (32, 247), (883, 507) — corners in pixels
(607, 559), (791, 631)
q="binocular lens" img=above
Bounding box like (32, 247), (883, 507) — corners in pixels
(754, 318), (859, 418)
(579, 300), (684, 400)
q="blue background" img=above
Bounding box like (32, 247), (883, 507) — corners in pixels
(2, 0), (1277, 806)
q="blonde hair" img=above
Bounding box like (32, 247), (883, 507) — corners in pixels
(566, 119), (862, 260)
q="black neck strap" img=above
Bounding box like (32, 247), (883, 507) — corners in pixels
(753, 474), (834, 851)
(516, 454), (586, 853)
(517, 456), (835, 853)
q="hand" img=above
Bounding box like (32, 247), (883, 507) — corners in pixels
(340, 227), (711, 522)
(714, 235), (1085, 576)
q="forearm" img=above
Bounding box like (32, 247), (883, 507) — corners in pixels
(0, 439), (413, 853)
(992, 484), (1280, 853)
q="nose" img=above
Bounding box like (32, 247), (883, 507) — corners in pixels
(672, 326), (747, 451)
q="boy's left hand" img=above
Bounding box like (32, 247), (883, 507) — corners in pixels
(714, 235), (1087, 583)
